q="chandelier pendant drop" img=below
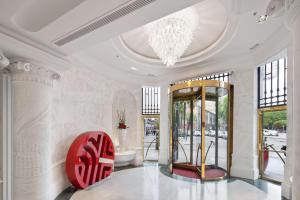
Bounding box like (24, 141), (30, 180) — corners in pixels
(146, 8), (198, 67)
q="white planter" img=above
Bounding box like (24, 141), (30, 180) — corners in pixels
(114, 150), (136, 167)
(118, 129), (127, 152)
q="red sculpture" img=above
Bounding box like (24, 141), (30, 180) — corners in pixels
(65, 131), (115, 189)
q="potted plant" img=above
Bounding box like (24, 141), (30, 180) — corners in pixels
(118, 110), (128, 129)
(117, 110), (129, 152)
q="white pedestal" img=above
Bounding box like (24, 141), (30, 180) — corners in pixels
(114, 151), (136, 167)
(118, 129), (127, 152)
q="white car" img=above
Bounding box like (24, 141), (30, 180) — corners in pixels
(264, 129), (278, 136)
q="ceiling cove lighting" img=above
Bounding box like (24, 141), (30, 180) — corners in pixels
(146, 7), (198, 67)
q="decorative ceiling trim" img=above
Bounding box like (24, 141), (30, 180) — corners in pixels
(112, 12), (239, 69)
(0, 25), (70, 71)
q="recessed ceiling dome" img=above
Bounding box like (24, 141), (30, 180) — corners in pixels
(120, 0), (228, 62)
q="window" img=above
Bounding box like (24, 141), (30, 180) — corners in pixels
(257, 57), (287, 108)
(142, 87), (160, 115)
(173, 72), (232, 85)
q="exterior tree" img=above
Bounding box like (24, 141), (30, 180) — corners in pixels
(263, 110), (287, 131)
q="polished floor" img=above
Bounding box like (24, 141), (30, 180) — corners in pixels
(69, 164), (282, 200)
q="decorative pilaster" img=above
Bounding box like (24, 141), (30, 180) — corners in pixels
(230, 67), (259, 180)
(284, 1), (300, 199)
(4, 61), (59, 200)
(159, 83), (170, 165)
(289, 9), (300, 200)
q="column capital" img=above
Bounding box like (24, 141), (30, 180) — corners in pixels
(2, 60), (60, 86)
(285, 0), (300, 30)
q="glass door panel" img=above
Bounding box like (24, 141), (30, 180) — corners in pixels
(217, 88), (228, 170)
(261, 109), (287, 182)
(204, 87), (217, 166)
(193, 98), (202, 166)
(173, 100), (192, 164)
(203, 87), (229, 179)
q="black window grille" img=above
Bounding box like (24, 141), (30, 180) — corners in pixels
(142, 87), (160, 115)
(174, 72), (232, 85)
(258, 57), (287, 108)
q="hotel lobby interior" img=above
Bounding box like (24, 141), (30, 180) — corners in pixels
(0, 0), (300, 199)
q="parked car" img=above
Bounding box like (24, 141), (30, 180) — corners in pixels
(219, 131), (227, 139)
(263, 129), (279, 136)
(194, 130), (201, 136)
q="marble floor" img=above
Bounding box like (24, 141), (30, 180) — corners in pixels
(69, 165), (283, 200)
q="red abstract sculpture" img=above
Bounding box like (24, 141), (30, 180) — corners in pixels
(65, 131), (115, 189)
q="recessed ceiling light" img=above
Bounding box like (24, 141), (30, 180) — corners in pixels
(258, 15), (268, 23)
(130, 67), (137, 71)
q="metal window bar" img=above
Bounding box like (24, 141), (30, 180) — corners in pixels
(142, 87), (160, 115)
(258, 57), (287, 108)
(172, 72), (232, 85)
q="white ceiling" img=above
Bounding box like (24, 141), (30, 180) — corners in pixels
(121, 0), (227, 60)
(74, 0), (288, 77)
(0, 0), (289, 79)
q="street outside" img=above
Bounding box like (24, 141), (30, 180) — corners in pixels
(263, 132), (287, 182)
(144, 135), (159, 161)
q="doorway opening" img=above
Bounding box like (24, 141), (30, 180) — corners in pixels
(257, 56), (288, 183)
(169, 80), (233, 180)
(258, 106), (287, 183)
(143, 116), (160, 161)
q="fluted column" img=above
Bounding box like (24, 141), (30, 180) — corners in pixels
(6, 61), (59, 200)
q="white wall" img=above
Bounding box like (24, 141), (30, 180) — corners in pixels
(49, 65), (142, 199)
(3, 62), (142, 200)
(112, 90), (137, 147)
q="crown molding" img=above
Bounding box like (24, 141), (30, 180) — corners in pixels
(0, 25), (70, 72)
(3, 60), (60, 87)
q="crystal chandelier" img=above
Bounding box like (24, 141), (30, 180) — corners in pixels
(146, 8), (197, 67)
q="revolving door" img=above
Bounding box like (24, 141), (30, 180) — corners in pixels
(170, 80), (233, 180)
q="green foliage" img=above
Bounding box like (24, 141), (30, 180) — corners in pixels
(263, 110), (287, 129)
(218, 95), (228, 126)
(154, 118), (160, 128)
(273, 119), (287, 129)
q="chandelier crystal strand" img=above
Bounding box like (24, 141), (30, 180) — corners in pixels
(146, 8), (198, 67)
